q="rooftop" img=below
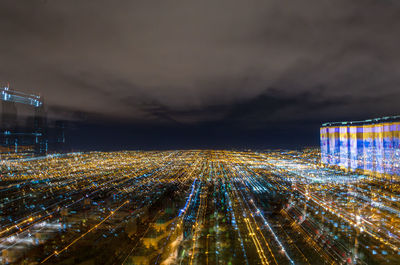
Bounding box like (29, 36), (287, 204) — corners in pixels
(322, 115), (400, 127)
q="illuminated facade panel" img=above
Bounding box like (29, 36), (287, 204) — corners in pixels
(320, 127), (329, 164)
(328, 127), (340, 165)
(339, 126), (349, 169)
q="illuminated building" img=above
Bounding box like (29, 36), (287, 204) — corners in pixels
(0, 85), (47, 156)
(320, 115), (400, 177)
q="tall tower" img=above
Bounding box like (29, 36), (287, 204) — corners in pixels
(1, 87), (18, 131)
(34, 98), (47, 155)
(0, 85), (47, 156)
(1, 87), (18, 149)
(55, 120), (66, 151)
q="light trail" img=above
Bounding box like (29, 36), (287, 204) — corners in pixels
(0, 150), (398, 264)
(41, 200), (129, 263)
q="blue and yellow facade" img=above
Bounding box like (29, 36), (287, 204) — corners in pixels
(320, 116), (400, 178)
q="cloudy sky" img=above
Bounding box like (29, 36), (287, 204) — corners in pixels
(1, 0), (399, 149)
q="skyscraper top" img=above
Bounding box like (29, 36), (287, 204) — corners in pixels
(322, 115), (400, 127)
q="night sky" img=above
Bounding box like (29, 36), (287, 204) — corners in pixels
(1, 0), (400, 150)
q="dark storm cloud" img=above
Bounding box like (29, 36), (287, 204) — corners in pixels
(0, 0), (399, 124)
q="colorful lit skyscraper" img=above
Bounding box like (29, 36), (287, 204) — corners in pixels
(320, 116), (400, 178)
